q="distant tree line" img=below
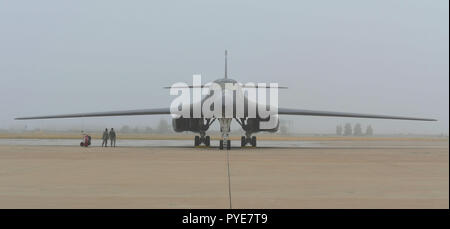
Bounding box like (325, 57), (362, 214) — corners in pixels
(336, 123), (373, 136)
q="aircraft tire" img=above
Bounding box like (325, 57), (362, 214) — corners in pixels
(194, 136), (200, 146)
(251, 136), (256, 147)
(205, 136), (210, 146)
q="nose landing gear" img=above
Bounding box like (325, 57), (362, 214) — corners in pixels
(220, 139), (231, 150)
(218, 118), (232, 150)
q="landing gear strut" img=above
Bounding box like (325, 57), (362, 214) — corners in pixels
(218, 118), (232, 150)
(235, 118), (257, 147)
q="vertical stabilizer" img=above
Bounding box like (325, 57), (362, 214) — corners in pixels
(225, 50), (228, 79)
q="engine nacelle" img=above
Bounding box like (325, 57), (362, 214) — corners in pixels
(246, 115), (279, 133)
(172, 118), (207, 133)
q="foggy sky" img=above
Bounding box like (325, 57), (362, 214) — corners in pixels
(0, 0), (448, 134)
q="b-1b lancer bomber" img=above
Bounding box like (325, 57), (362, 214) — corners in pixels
(16, 51), (436, 149)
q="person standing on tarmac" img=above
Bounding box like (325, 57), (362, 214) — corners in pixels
(102, 128), (109, 147)
(109, 128), (116, 147)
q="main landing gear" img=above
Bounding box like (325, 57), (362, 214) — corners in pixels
(236, 118), (256, 147)
(193, 118), (257, 149)
(194, 134), (256, 148)
(194, 132), (210, 147)
(241, 135), (256, 147)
